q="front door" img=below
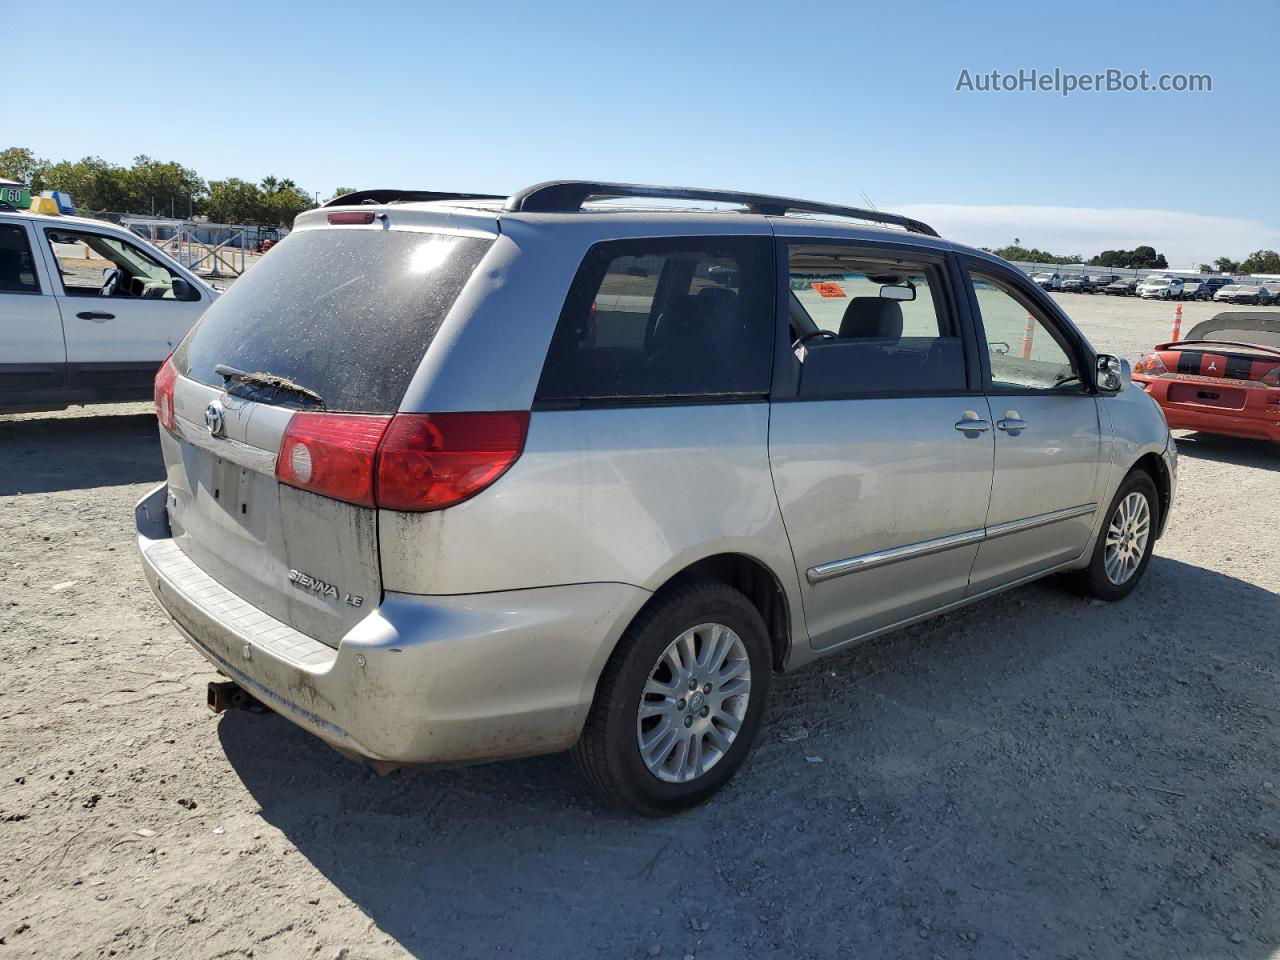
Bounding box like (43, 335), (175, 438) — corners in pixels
(961, 261), (1104, 593)
(768, 240), (994, 650)
(0, 219), (65, 402)
(39, 225), (208, 398)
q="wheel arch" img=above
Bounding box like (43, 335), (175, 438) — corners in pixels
(635, 552), (794, 672)
(1129, 451), (1172, 538)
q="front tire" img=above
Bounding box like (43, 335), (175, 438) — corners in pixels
(571, 582), (771, 815)
(1073, 471), (1158, 601)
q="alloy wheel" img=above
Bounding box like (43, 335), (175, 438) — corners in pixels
(635, 622), (751, 783)
(1104, 491), (1151, 585)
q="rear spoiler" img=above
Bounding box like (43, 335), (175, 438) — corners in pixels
(1157, 338), (1280, 356)
(325, 189), (505, 207)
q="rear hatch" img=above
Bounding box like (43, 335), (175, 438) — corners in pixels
(161, 221), (494, 646)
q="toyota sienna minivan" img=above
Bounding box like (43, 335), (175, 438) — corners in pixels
(137, 181), (1176, 814)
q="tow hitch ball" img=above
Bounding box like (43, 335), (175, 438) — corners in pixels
(207, 680), (270, 715)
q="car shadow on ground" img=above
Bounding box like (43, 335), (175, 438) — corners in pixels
(1173, 431), (1280, 472)
(219, 556), (1280, 959)
(0, 409), (162, 495)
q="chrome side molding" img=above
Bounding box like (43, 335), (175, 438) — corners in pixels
(806, 503), (1097, 585)
(984, 503), (1097, 541)
(807, 528), (985, 583)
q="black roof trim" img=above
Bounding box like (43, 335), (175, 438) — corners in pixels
(503, 180), (939, 237)
(324, 189), (506, 208)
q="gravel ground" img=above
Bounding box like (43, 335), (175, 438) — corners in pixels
(2, 295), (1279, 959)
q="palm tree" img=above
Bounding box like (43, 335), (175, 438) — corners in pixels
(260, 175), (279, 194)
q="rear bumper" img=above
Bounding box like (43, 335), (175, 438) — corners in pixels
(1135, 376), (1280, 442)
(136, 484), (649, 765)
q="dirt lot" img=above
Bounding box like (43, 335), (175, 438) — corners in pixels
(2, 294), (1279, 959)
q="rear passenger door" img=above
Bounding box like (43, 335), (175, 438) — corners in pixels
(0, 218), (65, 402)
(767, 239), (994, 650)
(960, 260), (1104, 592)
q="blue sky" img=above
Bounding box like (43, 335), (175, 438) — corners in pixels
(11, 0), (1278, 263)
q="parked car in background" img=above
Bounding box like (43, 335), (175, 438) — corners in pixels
(1259, 281), (1280, 305)
(1133, 312), (1280, 442)
(1, 207), (216, 412)
(1060, 274), (1089, 293)
(1104, 278), (1140, 296)
(1178, 278), (1207, 301)
(135, 180), (1175, 813)
(1138, 277), (1184, 300)
(1087, 274), (1121, 292)
(1032, 272), (1062, 290)
(1200, 277), (1234, 300)
(1215, 284), (1265, 304)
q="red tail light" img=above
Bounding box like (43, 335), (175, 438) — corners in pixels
(276, 413), (392, 508)
(154, 356), (178, 433)
(1134, 351), (1169, 376)
(376, 412), (530, 511)
(274, 411), (528, 512)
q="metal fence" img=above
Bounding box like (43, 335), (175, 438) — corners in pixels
(72, 211), (285, 278)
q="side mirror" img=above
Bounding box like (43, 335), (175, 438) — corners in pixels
(1096, 354), (1130, 393)
(170, 277), (200, 302)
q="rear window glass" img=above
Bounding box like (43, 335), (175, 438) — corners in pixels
(536, 236), (774, 403)
(174, 229), (491, 412)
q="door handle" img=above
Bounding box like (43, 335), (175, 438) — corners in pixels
(997, 411), (1028, 435)
(954, 411), (991, 435)
(76, 311), (114, 322)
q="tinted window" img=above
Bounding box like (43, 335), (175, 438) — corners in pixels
(968, 270), (1084, 391)
(787, 245), (966, 397)
(536, 236), (774, 403)
(0, 224), (40, 293)
(175, 229), (491, 413)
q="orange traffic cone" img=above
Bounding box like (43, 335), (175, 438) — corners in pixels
(1021, 314), (1035, 359)
(1170, 303), (1183, 343)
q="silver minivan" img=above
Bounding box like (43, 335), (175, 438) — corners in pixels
(137, 182), (1176, 814)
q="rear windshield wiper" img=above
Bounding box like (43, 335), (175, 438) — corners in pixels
(214, 364), (327, 409)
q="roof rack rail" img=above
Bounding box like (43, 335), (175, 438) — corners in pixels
(504, 181), (939, 237)
(324, 189), (506, 208)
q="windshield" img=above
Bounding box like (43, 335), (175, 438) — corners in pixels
(173, 228), (492, 412)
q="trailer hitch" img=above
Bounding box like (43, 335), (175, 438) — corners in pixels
(207, 680), (271, 715)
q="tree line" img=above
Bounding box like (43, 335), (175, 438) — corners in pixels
(0, 146), (355, 228)
(976, 239), (1280, 275)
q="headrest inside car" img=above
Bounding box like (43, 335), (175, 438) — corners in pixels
(839, 297), (904, 340)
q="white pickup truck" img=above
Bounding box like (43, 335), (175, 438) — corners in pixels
(0, 207), (216, 411)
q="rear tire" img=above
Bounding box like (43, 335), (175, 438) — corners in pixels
(571, 582), (771, 816)
(1073, 471), (1159, 602)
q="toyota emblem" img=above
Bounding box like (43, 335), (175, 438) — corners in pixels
(204, 400), (225, 438)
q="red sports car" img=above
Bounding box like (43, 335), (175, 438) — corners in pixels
(1133, 312), (1280, 442)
